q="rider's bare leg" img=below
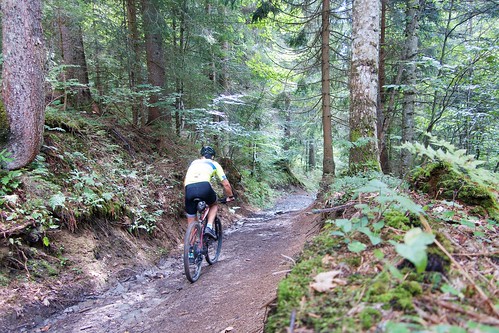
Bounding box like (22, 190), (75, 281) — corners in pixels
(207, 203), (218, 226)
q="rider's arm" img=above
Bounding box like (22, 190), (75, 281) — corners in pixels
(221, 179), (234, 201)
(212, 161), (235, 201)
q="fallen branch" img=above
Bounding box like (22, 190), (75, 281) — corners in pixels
(422, 296), (499, 326)
(307, 203), (356, 215)
(453, 251), (499, 257)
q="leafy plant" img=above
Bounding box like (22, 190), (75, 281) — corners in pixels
(327, 178), (425, 253)
(0, 149), (22, 198)
(391, 228), (435, 273)
(329, 216), (383, 253)
(129, 206), (163, 234)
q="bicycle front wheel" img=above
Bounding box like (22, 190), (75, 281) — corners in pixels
(206, 216), (223, 264)
(183, 222), (203, 283)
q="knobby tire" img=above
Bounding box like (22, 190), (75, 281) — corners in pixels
(183, 222), (202, 283)
(205, 217), (223, 264)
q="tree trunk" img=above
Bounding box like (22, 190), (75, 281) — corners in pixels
(172, 3), (186, 136)
(141, 0), (167, 125)
(377, 0), (390, 173)
(400, 0), (421, 174)
(308, 140), (316, 171)
(126, 0), (143, 126)
(283, 93), (291, 152)
(321, 0), (335, 185)
(2, 0), (45, 170)
(349, 0), (381, 173)
(57, 2), (93, 110)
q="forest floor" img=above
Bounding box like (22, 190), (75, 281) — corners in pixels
(1, 189), (318, 333)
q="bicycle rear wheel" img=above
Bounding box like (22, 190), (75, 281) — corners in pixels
(183, 222), (203, 282)
(205, 216), (222, 264)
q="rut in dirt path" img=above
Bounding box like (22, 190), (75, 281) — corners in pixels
(21, 191), (317, 333)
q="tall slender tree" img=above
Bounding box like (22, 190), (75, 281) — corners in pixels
(1, 0), (45, 170)
(349, 0), (381, 173)
(400, 0), (422, 173)
(321, 0), (335, 184)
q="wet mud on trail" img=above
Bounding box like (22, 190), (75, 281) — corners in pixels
(19, 191), (318, 333)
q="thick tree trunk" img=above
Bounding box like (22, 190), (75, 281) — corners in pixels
(126, 0), (143, 126)
(2, 0), (45, 170)
(321, 0), (335, 185)
(57, 3), (93, 110)
(349, 0), (381, 173)
(400, 0), (421, 173)
(141, 0), (167, 125)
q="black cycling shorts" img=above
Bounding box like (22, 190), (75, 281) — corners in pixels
(185, 181), (217, 216)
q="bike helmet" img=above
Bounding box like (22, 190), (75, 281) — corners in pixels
(200, 146), (216, 159)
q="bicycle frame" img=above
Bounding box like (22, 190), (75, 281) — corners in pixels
(184, 198), (226, 282)
(190, 201), (209, 249)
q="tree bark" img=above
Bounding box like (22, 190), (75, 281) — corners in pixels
(141, 0), (167, 125)
(377, 0), (390, 173)
(400, 0), (422, 174)
(126, 0), (143, 126)
(349, 0), (381, 173)
(2, 0), (45, 170)
(321, 0), (335, 185)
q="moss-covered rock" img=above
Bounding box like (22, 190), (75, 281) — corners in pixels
(412, 162), (499, 221)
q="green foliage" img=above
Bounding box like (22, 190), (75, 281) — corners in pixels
(392, 228), (435, 274)
(0, 150), (22, 198)
(0, 99), (8, 143)
(365, 273), (422, 311)
(402, 135), (499, 189)
(128, 207), (163, 234)
(251, 1), (280, 23)
(405, 136), (499, 220)
(0, 273), (10, 286)
(359, 307), (382, 330)
(328, 216), (382, 253)
(327, 177), (424, 254)
(384, 210), (411, 230)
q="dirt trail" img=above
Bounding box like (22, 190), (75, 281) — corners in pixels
(17, 191), (317, 333)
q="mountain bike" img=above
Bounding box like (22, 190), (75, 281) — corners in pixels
(183, 197), (226, 283)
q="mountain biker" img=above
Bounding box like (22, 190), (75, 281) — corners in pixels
(184, 146), (235, 238)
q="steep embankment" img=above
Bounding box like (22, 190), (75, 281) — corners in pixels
(0, 111), (244, 330)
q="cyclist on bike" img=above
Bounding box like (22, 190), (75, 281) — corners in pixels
(184, 146), (235, 238)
